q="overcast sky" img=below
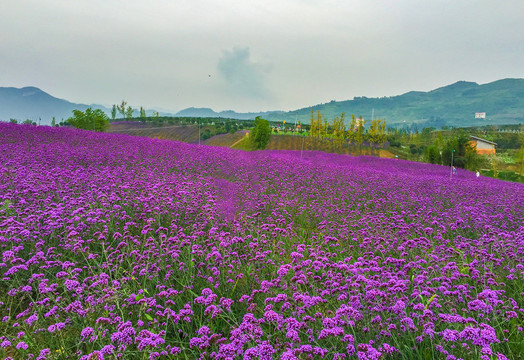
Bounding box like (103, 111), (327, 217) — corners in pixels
(1, 0), (523, 112)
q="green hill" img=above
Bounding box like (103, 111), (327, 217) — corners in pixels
(265, 78), (524, 128)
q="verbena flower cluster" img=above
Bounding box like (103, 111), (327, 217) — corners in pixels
(0, 123), (522, 359)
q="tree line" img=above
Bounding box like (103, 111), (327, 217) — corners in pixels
(273, 110), (388, 154)
(110, 100), (139, 120)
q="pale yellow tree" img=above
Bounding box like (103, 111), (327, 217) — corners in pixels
(310, 110), (326, 140)
(354, 116), (366, 155)
(345, 114), (358, 152)
(331, 113), (346, 151)
(368, 119), (387, 154)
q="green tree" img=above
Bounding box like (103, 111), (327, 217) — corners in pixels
(111, 105), (117, 121)
(140, 106), (146, 118)
(441, 130), (479, 169)
(125, 106), (134, 118)
(117, 100), (127, 119)
(424, 145), (440, 164)
(67, 108), (110, 132)
(516, 145), (524, 174)
(464, 146), (482, 171)
(435, 132), (444, 149)
(421, 127), (435, 140)
(51, 117), (56, 127)
(9, 119), (18, 124)
(249, 116), (271, 150)
(201, 128), (212, 140)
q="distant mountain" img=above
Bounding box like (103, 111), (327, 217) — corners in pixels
(264, 78), (524, 128)
(0, 87), (171, 125)
(174, 107), (285, 120)
(175, 107), (226, 118)
(2, 79), (523, 128)
(0, 87), (110, 125)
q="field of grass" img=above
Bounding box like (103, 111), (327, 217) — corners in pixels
(108, 121), (201, 143)
(1, 123), (523, 359)
(108, 122), (250, 148)
(203, 131), (249, 147)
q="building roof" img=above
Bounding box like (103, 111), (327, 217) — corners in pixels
(470, 135), (497, 145)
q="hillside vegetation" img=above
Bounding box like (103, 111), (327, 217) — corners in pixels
(265, 79), (524, 128)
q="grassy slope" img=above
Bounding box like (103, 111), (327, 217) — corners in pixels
(108, 123), (200, 143)
(203, 131), (248, 147)
(109, 123), (250, 147)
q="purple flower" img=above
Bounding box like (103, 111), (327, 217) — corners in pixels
(441, 329), (460, 342)
(25, 314), (37, 326)
(197, 326), (210, 336)
(16, 341), (28, 350)
(100, 344), (115, 355)
(1, 122), (523, 359)
(81, 327), (95, 340)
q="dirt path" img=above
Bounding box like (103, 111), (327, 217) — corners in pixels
(230, 132), (249, 148)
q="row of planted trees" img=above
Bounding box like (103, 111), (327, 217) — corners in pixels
(110, 100), (154, 120)
(306, 110), (387, 154)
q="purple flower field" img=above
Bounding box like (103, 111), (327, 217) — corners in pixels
(0, 123), (523, 360)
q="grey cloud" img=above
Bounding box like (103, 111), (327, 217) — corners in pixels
(1, 1), (523, 113)
(217, 47), (273, 100)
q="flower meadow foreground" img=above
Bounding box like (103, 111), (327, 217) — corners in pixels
(0, 123), (523, 360)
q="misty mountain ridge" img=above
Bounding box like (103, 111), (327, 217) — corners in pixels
(1, 78), (523, 127)
(0, 86), (96, 124)
(174, 107), (284, 120)
(0, 87), (168, 125)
